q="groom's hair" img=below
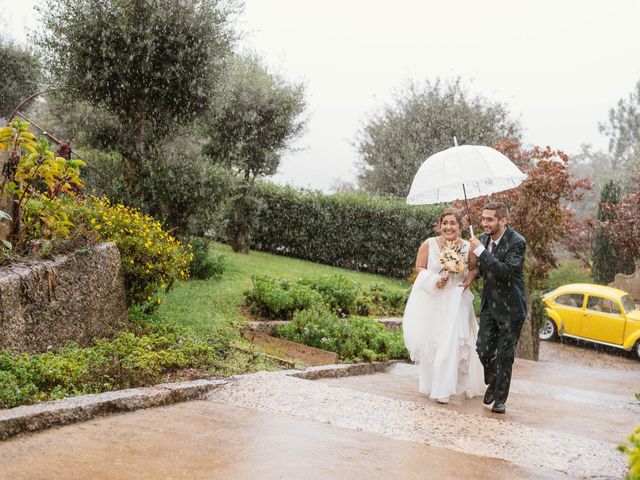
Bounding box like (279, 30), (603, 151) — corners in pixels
(483, 202), (508, 220)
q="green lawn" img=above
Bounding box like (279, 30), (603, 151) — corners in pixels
(151, 242), (408, 337)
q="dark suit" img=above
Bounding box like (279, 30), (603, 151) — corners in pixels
(476, 225), (527, 405)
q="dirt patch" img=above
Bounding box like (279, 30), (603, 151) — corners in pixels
(243, 331), (338, 366)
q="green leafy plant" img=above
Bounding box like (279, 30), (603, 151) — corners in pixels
(245, 274), (409, 319)
(299, 274), (360, 314)
(244, 275), (324, 319)
(185, 236), (226, 280)
(0, 210), (12, 263)
(276, 304), (408, 363)
(543, 261), (593, 292)
(355, 283), (409, 316)
(0, 119), (85, 247)
(619, 425), (640, 480)
(0, 320), (229, 409)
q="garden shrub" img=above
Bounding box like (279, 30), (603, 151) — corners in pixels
(59, 196), (192, 309)
(0, 320), (229, 409)
(185, 236), (226, 280)
(245, 274), (409, 318)
(276, 304), (408, 362)
(619, 425), (640, 480)
(244, 275), (324, 319)
(299, 274), (360, 314)
(356, 283), (409, 316)
(543, 261), (593, 292)
(0, 119), (84, 255)
(251, 182), (441, 278)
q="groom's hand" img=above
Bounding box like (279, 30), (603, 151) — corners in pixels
(469, 237), (482, 250)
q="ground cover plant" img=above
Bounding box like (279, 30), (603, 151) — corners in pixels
(276, 304), (408, 363)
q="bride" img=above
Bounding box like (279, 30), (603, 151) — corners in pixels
(402, 207), (485, 404)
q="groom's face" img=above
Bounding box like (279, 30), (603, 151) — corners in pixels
(481, 209), (507, 238)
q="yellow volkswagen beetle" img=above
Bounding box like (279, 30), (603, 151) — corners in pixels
(540, 283), (640, 358)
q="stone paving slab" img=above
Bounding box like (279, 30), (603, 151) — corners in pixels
(0, 378), (228, 440)
(206, 371), (628, 479)
(0, 361), (399, 440)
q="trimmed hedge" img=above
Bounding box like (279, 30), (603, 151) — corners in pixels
(251, 182), (442, 278)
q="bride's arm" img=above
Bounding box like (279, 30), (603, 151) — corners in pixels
(415, 240), (429, 273)
(460, 251), (478, 288)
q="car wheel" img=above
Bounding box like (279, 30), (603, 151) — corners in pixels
(539, 317), (558, 341)
(634, 340), (640, 360)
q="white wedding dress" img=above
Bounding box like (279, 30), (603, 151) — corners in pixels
(402, 237), (485, 401)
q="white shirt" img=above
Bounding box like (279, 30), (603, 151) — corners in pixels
(473, 230), (506, 257)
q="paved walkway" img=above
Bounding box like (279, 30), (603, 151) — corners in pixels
(0, 342), (638, 479)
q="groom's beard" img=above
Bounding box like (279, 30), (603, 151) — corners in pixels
(484, 225), (500, 237)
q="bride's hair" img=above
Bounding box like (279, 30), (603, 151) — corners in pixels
(435, 207), (467, 233)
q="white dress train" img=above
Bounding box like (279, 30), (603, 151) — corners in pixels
(402, 237), (486, 400)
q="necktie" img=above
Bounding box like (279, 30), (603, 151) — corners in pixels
(490, 241), (496, 254)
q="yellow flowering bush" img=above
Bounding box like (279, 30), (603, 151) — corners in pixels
(66, 196), (192, 309)
(86, 197), (191, 308)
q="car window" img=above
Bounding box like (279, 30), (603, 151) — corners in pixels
(621, 295), (636, 313)
(586, 296), (620, 314)
(555, 293), (584, 308)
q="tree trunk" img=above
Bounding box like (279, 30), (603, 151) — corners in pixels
(515, 295), (539, 360)
(230, 180), (251, 254)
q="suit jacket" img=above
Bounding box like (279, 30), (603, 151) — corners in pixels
(477, 225), (527, 321)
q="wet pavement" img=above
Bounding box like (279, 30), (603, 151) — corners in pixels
(0, 341), (638, 479)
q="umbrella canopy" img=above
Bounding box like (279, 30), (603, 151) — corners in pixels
(406, 145), (527, 205)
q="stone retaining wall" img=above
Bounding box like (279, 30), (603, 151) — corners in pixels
(610, 264), (640, 303)
(0, 242), (128, 352)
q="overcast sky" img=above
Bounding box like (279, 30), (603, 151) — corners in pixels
(4, 0), (640, 192)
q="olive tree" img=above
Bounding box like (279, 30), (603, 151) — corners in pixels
(356, 78), (521, 197)
(0, 39), (41, 119)
(36, 0), (239, 189)
(202, 54), (305, 253)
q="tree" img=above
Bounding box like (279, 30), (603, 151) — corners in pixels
(0, 39), (41, 119)
(601, 176), (640, 269)
(355, 78), (521, 196)
(36, 0), (239, 189)
(598, 80), (640, 196)
(202, 54), (305, 253)
(599, 80), (640, 170)
(592, 180), (636, 284)
(461, 140), (591, 360)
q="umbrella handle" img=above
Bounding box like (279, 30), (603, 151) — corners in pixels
(469, 224), (474, 238)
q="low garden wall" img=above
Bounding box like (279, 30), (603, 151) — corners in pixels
(610, 264), (640, 303)
(0, 242), (128, 352)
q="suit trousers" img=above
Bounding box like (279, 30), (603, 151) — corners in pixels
(476, 311), (525, 404)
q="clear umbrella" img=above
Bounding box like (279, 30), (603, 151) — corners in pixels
(406, 142), (526, 236)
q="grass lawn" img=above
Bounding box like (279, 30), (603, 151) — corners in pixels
(151, 242), (408, 338)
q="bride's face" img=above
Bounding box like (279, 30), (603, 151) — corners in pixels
(440, 215), (460, 240)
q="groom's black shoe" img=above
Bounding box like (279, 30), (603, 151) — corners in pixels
(491, 402), (506, 414)
(483, 384), (496, 405)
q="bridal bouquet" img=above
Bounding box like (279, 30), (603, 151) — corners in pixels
(439, 241), (466, 278)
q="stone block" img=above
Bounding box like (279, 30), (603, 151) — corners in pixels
(0, 242), (128, 352)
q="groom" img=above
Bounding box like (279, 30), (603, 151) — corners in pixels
(469, 202), (527, 414)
